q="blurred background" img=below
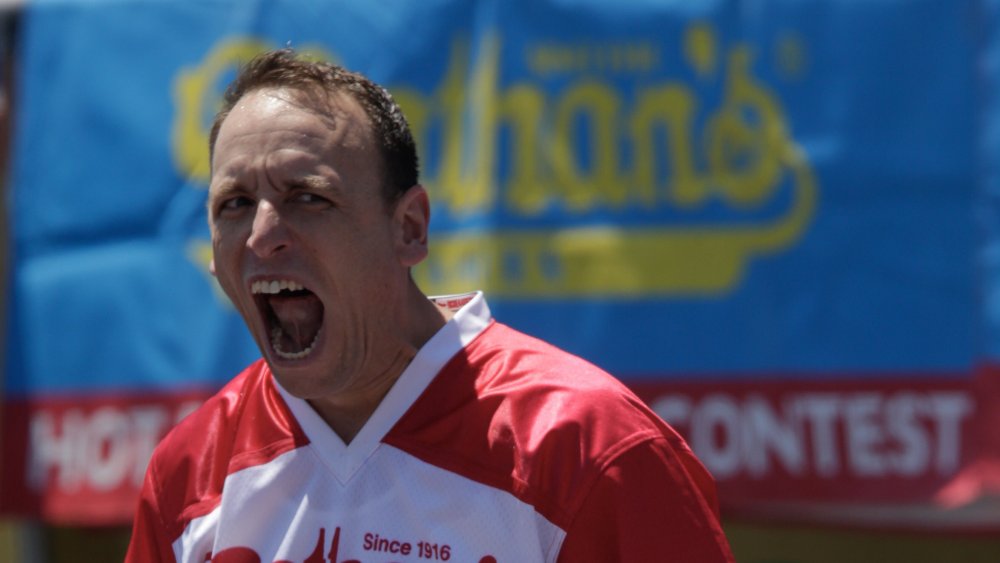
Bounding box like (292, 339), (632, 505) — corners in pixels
(2, 0), (1000, 561)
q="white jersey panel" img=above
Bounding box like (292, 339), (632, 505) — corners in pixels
(174, 503), (220, 562)
(174, 444), (565, 563)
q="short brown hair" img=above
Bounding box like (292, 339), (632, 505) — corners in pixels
(209, 48), (419, 202)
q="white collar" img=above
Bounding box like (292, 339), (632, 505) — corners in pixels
(274, 291), (491, 484)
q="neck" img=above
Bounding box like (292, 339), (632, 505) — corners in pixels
(310, 285), (450, 444)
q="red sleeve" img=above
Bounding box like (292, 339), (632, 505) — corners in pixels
(125, 459), (177, 563)
(557, 436), (735, 563)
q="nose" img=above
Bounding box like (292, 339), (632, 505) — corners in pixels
(246, 200), (290, 257)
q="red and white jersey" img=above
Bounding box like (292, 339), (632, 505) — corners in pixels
(127, 292), (734, 562)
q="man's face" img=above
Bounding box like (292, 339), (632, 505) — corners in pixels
(208, 87), (412, 401)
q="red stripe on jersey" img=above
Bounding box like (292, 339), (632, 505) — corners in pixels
(384, 322), (698, 531)
(148, 360), (310, 543)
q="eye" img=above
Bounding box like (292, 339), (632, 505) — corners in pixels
(291, 191), (332, 206)
(216, 195), (253, 216)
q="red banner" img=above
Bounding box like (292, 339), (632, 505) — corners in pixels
(0, 390), (210, 525)
(630, 370), (1000, 531)
(7, 373), (1000, 529)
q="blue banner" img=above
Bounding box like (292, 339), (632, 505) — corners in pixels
(1, 0), (987, 524)
(8, 0), (977, 394)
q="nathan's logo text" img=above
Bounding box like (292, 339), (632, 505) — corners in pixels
(174, 23), (816, 298)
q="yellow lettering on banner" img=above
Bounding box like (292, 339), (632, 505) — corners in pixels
(630, 85), (700, 207)
(685, 23), (717, 78)
(706, 47), (784, 208)
(416, 141), (816, 297)
(466, 35), (501, 212)
(500, 85), (547, 214)
(404, 43), (550, 215)
(174, 23), (817, 298)
(419, 37), (499, 215)
(413, 23), (817, 296)
(552, 81), (626, 210)
(529, 42), (659, 74)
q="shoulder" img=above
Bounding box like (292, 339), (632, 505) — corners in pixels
(153, 359), (283, 466)
(464, 322), (681, 448)
(144, 359), (307, 539)
(386, 322), (698, 529)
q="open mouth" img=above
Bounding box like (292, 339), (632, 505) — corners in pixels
(252, 279), (325, 361)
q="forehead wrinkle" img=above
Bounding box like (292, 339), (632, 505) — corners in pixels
(259, 148), (333, 195)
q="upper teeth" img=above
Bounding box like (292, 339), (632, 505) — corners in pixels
(252, 280), (305, 294)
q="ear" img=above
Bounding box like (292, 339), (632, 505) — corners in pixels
(393, 184), (431, 267)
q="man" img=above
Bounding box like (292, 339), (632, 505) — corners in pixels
(127, 49), (734, 562)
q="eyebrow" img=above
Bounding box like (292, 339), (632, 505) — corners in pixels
(206, 178), (242, 209)
(296, 174), (338, 193)
(206, 172), (345, 213)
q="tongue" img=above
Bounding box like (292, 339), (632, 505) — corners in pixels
(269, 293), (323, 351)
